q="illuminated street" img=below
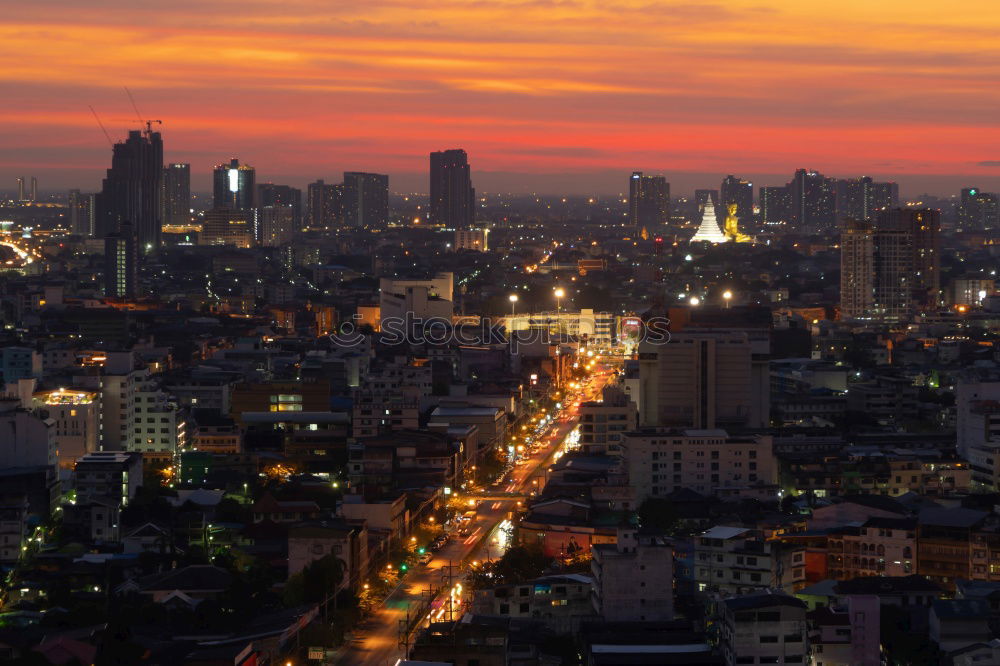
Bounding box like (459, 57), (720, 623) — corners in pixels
(336, 360), (617, 665)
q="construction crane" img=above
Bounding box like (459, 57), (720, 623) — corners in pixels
(123, 86), (162, 137)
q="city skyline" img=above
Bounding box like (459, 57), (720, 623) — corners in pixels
(2, 2), (1000, 194)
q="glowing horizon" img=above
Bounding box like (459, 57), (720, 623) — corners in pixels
(3, 0), (1000, 193)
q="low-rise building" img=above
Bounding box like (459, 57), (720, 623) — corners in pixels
(591, 527), (673, 622)
(694, 525), (806, 595)
(578, 386), (636, 456)
(471, 574), (594, 632)
(623, 429), (777, 502)
(719, 591), (809, 666)
(288, 520), (369, 592)
(73, 451), (143, 507)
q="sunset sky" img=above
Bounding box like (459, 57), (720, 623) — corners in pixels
(3, 0), (1000, 194)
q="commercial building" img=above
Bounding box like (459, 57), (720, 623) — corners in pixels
(104, 221), (138, 298)
(162, 163), (191, 226)
(213, 158), (255, 211)
(720, 175), (753, 227)
(200, 208), (254, 248)
(504, 309), (615, 346)
(578, 386), (637, 456)
(379, 273), (454, 329)
(32, 388), (99, 468)
(342, 171), (388, 228)
(306, 179), (342, 228)
(839, 219), (874, 319)
(95, 128), (163, 249)
(638, 331), (766, 430)
(453, 228), (489, 251)
(628, 172), (669, 233)
(430, 149), (475, 228)
(623, 429), (776, 500)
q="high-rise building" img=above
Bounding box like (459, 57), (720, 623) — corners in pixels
(162, 163), (191, 226)
(429, 149), (475, 228)
(104, 221), (138, 298)
(838, 176), (899, 222)
(306, 179), (343, 228)
(958, 188), (1000, 230)
(839, 219), (875, 319)
(628, 172), (670, 233)
(840, 208), (941, 320)
(638, 331), (764, 429)
(68, 189), (95, 237)
(16, 177), (24, 202)
(257, 183), (302, 229)
(720, 175), (753, 226)
(881, 207), (941, 309)
(200, 208), (253, 248)
(95, 128), (163, 249)
(871, 180), (899, 211)
(759, 186), (790, 226)
(342, 172), (389, 228)
(255, 206), (296, 247)
(30, 177), (37, 202)
(789, 168), (836, 229)
(212, 158), (255, 210)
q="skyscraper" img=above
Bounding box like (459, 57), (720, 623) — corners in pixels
(429, 149), (475, 228)
(638, 331), (762, 429)
(839, 208), (941, 320)
(836, 176), (898, 222)
(628, 172), (670, 233)
(881, 207), (941, 309)
(104, 222), (137, 298)
(162, 163), (191, 226)
(342, 172), (389, 228)
(213, 158), (255, 210)
(95, 128), (163, 249)
(68, 189), (95, 237)
(759, 186), (790, 226)
(789, 169), (836, 230)
(257, 183), (302, 229)
(958, 188), (1000, 230)
(306, 179), (343, 228)
(839, 219), (875, 319)
(720, 175), (753, 227)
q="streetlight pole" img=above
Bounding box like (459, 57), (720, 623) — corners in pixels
(723, 290), (732, 309)
(509, 293), (518, 317)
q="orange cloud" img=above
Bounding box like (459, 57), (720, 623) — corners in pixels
(1, 1), (999, 190)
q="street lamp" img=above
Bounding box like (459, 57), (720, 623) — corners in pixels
(689, 296), (700, 306)
(509, 293), (518, 316)
(723, 290), (732, 309)
(554, 287), (565, 314)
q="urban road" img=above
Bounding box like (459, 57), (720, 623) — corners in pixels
(337, 363), (616, 666)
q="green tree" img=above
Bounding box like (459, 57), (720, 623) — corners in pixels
(284, 554), (344, 606)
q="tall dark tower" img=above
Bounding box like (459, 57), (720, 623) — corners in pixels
(213, 158), (255, 210)
(162, 163), (191, 226)
(429, 149), (475, 228)
(104, 221), (138, 298)
(95, 128), (163, 250)
(719, 175), (753, 226)
(628, 172), (670, 233)
(342, 172), (389, 228)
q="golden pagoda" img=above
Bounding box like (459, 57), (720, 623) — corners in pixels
(724, 203), (752, 243)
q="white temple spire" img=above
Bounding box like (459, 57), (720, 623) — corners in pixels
(690, 194), (729, 244)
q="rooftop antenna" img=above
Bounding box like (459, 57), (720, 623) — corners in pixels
(89, 105), (114, 146)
